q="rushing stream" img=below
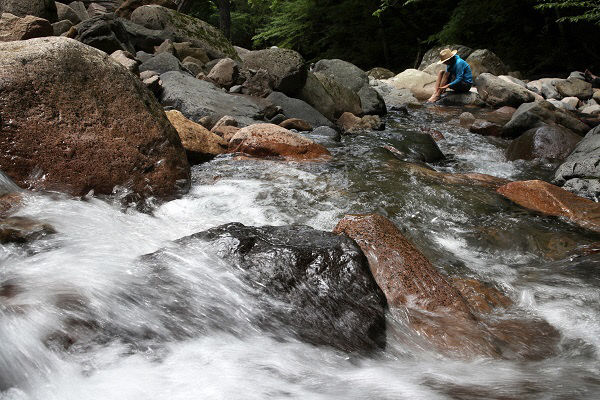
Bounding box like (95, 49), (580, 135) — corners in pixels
(1, 107), (599, 399)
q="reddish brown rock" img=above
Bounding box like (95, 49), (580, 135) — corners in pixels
(337, 112), (384, 134)
(0, 37), (190, 201)
(487, 319), (560, 360)
(207, 57), (239, 89)
(166, 110), (228, 164)
(115, 0), (177, 18)
(211, 115), (238, 131)
(229, 123), (330, 161)
(497, 180), (600, 232)
(469, 119), (503, 137)
(279, 118), (312, 132)
(402, 162), (510, 190)
(334, 214), (473, 315)
(0, 193), (22, 218)
(451, 278), (512, 314)
(0, 216), (56, 244)
(212, 125), (240, 143)
(0, 13), (53, 41)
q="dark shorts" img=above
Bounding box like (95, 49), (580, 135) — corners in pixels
(449, 80), (472, 93)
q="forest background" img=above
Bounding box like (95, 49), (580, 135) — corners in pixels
(175, 0), (600, 78)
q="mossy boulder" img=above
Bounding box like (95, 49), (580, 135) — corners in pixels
(130, 5), (238, 60)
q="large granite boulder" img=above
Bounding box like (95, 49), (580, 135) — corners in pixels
(266, 91), (334, 128)
(115, 0), (176, 18)
(230, 123), (330, 161)
(312, 72), (363, 118)
(159, 71), (267, 127)
(313, 59), (386, 115)
(387, 69), (436, 101)
(165, 110), (227, 164)
(526, 78), (562, 100)
(553, 125), (600, 201)
(418, 44), (473, 70)
(475, 73), (535, 107)
(240, 48), (307, 96)
(0, 12), (53, 41)
(0, 0), (57, 22)
(371, 80), (420, 107)
(502, 100), (590, 138)
(466, 49), (509, 78)
(297, 71), (338, 121)
(498, 180), (600, 233)
(506, 124), (582, 161)
(131, 5), (237, 60)
(141, 223), (387, 352)
(0, 37), (190, 201)
(555, 77), (593, 100)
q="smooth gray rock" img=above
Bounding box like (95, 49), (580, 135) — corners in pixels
(526, 78), (563, 100)
(139, 52), (183, 75)
(475, 73), (535, 107)
(502, 100), (590, 138)
(555, 77), (593, 100)
(466, 49), (509, 78)
(313, 59), (386, 115)
(159, 71), (267, 126)
(299, 71), (363, 120)
(266, 91), (334, 128)
(553, 125), (600, 201)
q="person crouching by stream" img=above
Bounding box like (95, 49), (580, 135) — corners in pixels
(427, 48), (473, 103)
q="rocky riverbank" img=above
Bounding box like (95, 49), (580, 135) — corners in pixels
(1, 0), (600, 382)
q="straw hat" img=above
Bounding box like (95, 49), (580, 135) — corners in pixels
(438, 48), (458, 64)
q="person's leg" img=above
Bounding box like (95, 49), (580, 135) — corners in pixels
(427, 71), (450, 102)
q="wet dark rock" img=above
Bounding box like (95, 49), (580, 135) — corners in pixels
(553, 125), (600, 201)
(451, 278), (512, 315)
(506, 124), (581, 161)
(469, 119), (503, 137)
(156, 222), (388, 353)
(383, 132), (445, 163)
(71, 15), (137, 54)
(266, 91), (334, 129)
(487, 319), (560, 361)
(0, 216), (56, 244)
(502, 100), (590, 138)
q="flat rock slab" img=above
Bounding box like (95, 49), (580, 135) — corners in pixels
(497, 180), (600, 232)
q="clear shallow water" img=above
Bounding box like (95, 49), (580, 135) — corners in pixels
(1, 107), (600, 399)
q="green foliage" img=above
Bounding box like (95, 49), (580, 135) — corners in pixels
(535, 1), (600, 24)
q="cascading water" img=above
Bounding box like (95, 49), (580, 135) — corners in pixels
(1, 107), (599, 399)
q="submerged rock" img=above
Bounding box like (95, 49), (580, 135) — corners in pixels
(157, 222), (388, 352)
(383, 133), (445, 163)
(0, 216), (56, 244)
(497, 180), (600, 232)
(0, 37), (190, 201)
(229, 123), (330, 161)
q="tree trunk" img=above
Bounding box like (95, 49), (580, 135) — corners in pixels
(212, 0), (231, 40)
